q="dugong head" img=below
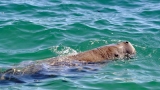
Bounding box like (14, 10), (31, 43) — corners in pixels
(116, 41), (136, 59)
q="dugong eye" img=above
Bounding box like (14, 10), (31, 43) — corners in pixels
(114, 54), (119, 57)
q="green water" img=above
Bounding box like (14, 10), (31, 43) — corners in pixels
(0, 0), (160, 89)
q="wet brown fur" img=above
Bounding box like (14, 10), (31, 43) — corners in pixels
(45, 41), (136, 65)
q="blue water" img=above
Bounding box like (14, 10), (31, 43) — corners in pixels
(0, 0), (160, 89)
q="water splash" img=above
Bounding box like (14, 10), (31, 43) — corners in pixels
(49, 45), (78, 56)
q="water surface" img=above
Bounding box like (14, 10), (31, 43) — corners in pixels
(0, 0), (160, 89)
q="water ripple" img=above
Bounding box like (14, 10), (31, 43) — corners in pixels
(0, 0), (160, 89)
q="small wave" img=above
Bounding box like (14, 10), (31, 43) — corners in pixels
(49, 45), (77, 56)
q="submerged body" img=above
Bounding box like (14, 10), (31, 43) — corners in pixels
(0, 41), (136, 82)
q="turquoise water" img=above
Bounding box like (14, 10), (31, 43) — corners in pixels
(0, 0), (160, 89)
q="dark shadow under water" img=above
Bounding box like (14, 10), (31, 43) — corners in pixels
(0, 60), (106, 85)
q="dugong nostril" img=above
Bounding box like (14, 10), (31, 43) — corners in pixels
(125, 41), (129, 44)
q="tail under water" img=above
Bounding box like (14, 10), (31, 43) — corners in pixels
(0, 62), (60, 84)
